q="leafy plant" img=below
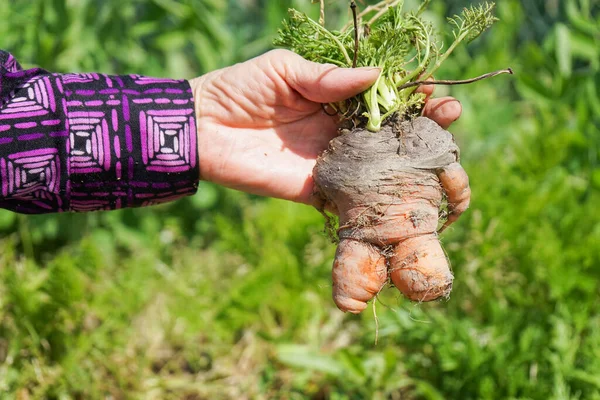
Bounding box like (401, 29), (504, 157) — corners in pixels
(275, 1), (505, 131)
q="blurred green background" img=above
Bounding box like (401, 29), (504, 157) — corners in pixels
(0, 0), (599, 399)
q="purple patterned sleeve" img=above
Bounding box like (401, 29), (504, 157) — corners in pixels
(0, 50), (199, 214)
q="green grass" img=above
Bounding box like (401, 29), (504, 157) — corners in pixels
(1, 0), (600, 399)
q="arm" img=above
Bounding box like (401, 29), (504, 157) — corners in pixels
(0, 50), (199, 214)
(0, 49), (461, 214)
(187, 49), (461, 206)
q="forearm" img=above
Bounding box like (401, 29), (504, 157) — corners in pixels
(0, 50), (199, 214)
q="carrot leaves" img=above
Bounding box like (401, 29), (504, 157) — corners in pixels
(275, 1), (498, 131)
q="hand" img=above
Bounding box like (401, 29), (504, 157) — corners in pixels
(189, 49), (462, 205)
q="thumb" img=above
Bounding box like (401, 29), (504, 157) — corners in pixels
(272, 50), (381, 103)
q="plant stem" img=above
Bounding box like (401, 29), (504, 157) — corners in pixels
(341, 0), (404, 31)
(397, 68), (514, 90)
(421, 29), (469, 81)
(368, 0), (404, 26)
(365, 72), (384, 131)
(416, 0), (431, 16)
(317, 56), (348, 67)
(395, 18), (431, 87)
(351, 1), (359, 68)
(310, 18), (353, 66)
(319, 0), (325, 26)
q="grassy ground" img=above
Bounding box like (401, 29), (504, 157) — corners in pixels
(1, 0), (599, 399)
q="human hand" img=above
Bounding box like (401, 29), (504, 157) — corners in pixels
(189, 49), (462, 205)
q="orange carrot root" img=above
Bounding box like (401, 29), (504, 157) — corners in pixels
(438, 162), (471, 232)
(314, 117), (469, 312)
(332, 239), (387, 313)
(389, 234), (453, 302)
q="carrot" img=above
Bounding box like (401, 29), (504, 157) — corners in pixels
(332, 239), (387, 313)
(276, 1), (511, 313)
(314, 117), (469, 312)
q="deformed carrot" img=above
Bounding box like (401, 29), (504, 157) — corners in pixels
(314, 117), (469, 312)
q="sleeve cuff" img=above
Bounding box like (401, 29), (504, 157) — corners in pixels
(61, 73), (200, 211)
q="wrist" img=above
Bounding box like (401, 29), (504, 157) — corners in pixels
(189, 74), (213, 183)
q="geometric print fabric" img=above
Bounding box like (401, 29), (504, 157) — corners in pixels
(0, 50), (199, 213)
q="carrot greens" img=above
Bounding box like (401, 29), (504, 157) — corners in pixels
(275, 1), (502, 131)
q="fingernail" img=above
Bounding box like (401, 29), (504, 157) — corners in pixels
(451, 100), (462, 122)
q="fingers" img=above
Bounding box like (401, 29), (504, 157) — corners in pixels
(422, 96), (462, 129)
(415, 77), (434, 100)
(267, 50), (462, 128)
(269, 50), (381, 104)
(415, 77), (461, 129)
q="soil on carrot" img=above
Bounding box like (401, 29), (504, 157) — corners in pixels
(313, 116), (467, 313)
(276, 1), (509, 313)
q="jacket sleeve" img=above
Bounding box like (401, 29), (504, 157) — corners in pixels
(0, 50), (199, 214)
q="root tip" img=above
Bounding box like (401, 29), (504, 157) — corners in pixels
(391, 269), (454, 302)
(334, 295), (368, 314)
(403, 281), (453, 302)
